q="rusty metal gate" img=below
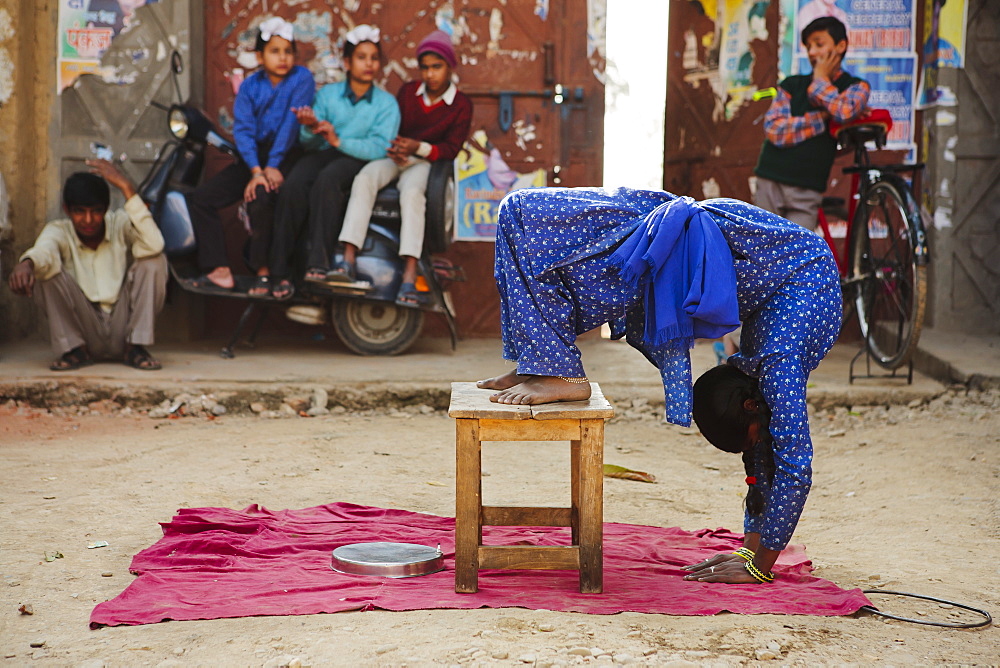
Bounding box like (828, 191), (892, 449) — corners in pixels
(662, 0), (778, 201)
(53, 1), (193, 218)
(202, 0), (605, 338)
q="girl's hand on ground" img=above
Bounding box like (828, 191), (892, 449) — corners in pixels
(244, 172), (270, 202)
(682, 552), (746, 573)
(683, 558), (759, 584)
(681, 552), (744, 572)
(263, 167), (283, 190)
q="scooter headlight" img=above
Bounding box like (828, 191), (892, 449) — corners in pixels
(168, 107), (189, 139)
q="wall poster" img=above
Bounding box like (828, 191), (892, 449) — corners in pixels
(455, 130), (546, 241)
(792, 0), (917, 150)
(58, 0), (159, 92)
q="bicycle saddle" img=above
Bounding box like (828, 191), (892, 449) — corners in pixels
(829, 108), (893, 149)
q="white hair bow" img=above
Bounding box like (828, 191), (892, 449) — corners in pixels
(259, 17), (295, 43)
(345, 24), (380, 45)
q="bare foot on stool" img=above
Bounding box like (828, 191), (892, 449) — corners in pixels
(490, 376), (592, 405)
(476, 369), (530, 391)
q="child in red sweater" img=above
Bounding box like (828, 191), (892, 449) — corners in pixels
(335, 30), (473, 304)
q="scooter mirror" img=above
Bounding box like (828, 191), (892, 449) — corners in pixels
(171, 51), (183, 75)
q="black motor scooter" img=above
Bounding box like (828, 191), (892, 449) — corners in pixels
(138, 52), (461, 357)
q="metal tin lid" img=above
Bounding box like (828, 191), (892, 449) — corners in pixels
(331, 542), (445, 578)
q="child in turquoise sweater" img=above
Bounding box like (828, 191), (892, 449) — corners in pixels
(269, 24), (400, 298)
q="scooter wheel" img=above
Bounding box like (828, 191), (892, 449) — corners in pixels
(424, 160), (455, 254)
(331, 299), (424, 356)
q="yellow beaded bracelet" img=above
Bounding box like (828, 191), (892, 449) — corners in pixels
(744, 560), (775, 583)
(732, 547), (756, 562)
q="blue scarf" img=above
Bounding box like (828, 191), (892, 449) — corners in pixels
(610, 196), (739, 349)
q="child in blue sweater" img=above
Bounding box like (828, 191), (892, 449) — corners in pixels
(269, 25), (400, 298)
(185, 17), (314, 297)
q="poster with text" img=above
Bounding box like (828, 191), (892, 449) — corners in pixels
(455, 130), (547, 241)
(58, 0), (157, 92)
(794, 0), (915, 65)
(791, 1), (916, 147)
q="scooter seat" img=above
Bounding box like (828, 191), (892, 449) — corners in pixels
(371, 183), (402, 225)
(350, 160), (454, 255)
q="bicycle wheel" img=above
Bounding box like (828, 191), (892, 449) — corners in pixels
(846, 173), (928, 369)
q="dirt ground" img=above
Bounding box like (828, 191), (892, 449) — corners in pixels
(1, 388), (998, 666)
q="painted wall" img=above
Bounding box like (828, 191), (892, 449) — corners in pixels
(0, 0), (58, 343)
(0, 1), (606, 344)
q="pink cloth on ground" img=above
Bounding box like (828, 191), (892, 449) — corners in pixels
(90, 502), (871, 627)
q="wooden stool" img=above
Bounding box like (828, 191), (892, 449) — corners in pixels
(449, 381), (614, 594)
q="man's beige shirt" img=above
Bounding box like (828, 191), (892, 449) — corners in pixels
(20, 195), (164, 313)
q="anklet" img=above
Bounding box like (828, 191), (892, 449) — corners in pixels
(557, 376), (589, 384)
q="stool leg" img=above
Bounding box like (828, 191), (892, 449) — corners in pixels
(578, 419), (604, 593)
(570, 438), (580, 546)
(455, 418), (482, 593)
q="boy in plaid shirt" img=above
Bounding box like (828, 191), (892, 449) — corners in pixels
(753, 16), (869, 230)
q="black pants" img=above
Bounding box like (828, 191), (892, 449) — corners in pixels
(269, 148), (366, 279)
(186, 148), (299, 272)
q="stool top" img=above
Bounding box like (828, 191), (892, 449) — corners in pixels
(448, 382), (614, 419)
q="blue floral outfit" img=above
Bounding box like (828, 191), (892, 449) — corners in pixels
(494, 187), (842, 550)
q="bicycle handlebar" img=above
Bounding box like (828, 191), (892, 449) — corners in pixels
(752, 87), (777, 101)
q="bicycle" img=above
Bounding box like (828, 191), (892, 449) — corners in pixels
(751, 86), (930, 372)
(820, 108), (929, 372)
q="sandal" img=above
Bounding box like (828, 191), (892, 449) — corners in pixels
(50, 346), (93, 371)
(272, 278), (294, 301)
(303, 267), (330, 284)
(324, 260), (356, 284)
(395, 281), (431, 308)
(248, 275), (271, 298)
(124, 345), (162, 371)
(185, 275), (234, 291)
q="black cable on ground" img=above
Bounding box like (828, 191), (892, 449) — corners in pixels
(861, 590), (992, 629)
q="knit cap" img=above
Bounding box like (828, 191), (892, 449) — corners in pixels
(417, 30), (457, 68)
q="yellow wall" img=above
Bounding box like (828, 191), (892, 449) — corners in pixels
(0, 0), (57, 340)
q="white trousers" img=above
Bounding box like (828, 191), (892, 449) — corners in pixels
(340, 157), (432, 259)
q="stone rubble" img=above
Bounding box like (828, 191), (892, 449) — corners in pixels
(5, 387), (998, 426)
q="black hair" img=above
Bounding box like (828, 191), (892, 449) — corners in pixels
(692, 364), (775, 517)
(343, 38), (383, 62)
(801, 16), (848, 51)
(255, 30), (297, 53)
(63, 172), (110, 210)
